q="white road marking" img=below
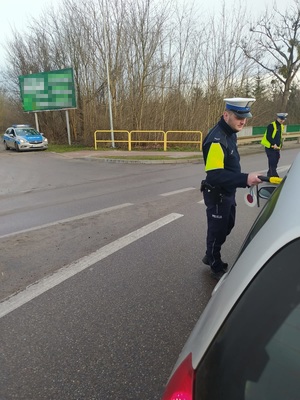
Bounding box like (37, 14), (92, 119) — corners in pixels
(277, 164), (290, 173)
(198, 199), (205, 204)
(0, 213), (183, 318)
(160, 187), (196, 196)
(0, 203), (133, 239)
(258, 165), (290, 175)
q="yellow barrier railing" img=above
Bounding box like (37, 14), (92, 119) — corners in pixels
(94, 130), (203, 151)
(94, 130), (130, 150)
(166, 131), (202, 151)
(94, 130), (300, 151)
(129, 130), (165, 152)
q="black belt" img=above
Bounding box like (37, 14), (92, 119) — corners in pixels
(200, 180), (224, 203)
(200, 180), (236, 201)
(200, 180), (219, 192)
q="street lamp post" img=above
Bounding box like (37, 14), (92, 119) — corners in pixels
(103, 10), (115, 148)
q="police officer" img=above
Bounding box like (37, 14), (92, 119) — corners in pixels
(201, 98), (262, 280)
(261, 113), (288, 177)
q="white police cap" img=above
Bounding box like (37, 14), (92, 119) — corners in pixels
(277, 113), (288, 119)
(224, 97), (256, 118)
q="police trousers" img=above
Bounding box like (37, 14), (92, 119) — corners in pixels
(265, 147), (280, 177)
(203, 190), (236, 270)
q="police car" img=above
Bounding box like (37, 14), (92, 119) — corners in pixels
(3, 125), (48, 151)
(162, 152), (300, 400)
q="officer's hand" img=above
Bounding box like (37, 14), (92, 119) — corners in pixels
(273, 144), (279, 150)
(247, 172), (262, 186)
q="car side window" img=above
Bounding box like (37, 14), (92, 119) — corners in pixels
(195, 238), (300, 400)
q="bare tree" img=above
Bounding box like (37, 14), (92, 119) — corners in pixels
(242, 0), (300, 111)
(3, 0), (298, 146)
(121, 0), (171, 130)
(196, 1), (256, 131)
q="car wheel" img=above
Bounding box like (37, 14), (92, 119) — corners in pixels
(14, 142), (20, 152)
(4, 141), (10, 150)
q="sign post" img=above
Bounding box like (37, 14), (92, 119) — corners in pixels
(65, 110), (71, 145)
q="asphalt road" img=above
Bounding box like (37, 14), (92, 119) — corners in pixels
(0, 144), (298, 399)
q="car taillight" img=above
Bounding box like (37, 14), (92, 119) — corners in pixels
(161, 353), (195, 400)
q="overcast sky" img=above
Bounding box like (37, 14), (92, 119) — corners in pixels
(0, 0), (297, 69)
(0, 0), (56, 68)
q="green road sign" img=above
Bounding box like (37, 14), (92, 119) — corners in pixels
(19, 68), (77, 112)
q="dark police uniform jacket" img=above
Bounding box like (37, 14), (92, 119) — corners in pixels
(202, 116), (248, 196)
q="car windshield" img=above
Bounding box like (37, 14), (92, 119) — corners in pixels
(15, 128), (40, 136)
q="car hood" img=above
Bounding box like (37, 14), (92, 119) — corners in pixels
(18, 134), (43, 141)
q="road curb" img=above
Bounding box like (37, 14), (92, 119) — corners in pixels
(74, 156), (203, 164)
(7, 140), (298, 164)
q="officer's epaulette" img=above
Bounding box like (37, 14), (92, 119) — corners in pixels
(204, 125), (228, 149)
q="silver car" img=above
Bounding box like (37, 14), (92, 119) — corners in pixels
(162, 152), (300, 400)
(3, 124), (48, 151)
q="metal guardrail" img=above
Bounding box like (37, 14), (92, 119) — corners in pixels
(94, 130), (300, 151)
(94, 130), (203, 151)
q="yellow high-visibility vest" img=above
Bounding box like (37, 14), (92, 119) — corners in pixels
(261, 121), (284, 148)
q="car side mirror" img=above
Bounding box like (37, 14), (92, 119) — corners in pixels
(258, 186), (277, 200)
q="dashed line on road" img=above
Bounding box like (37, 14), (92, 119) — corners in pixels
(0, 203), (133, 240)
(0, 212), (184, 319)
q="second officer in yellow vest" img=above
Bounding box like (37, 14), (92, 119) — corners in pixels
(261, 113), (288, 177)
